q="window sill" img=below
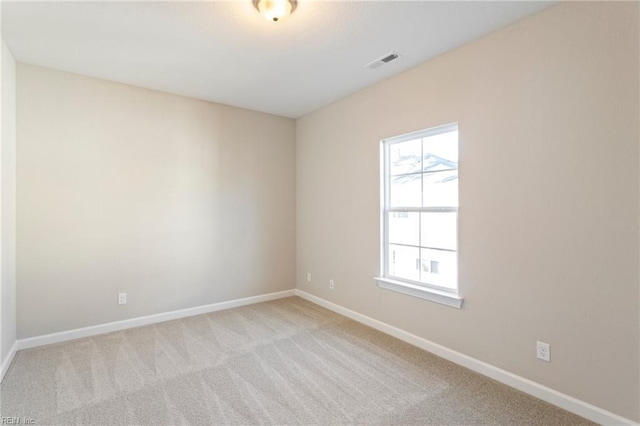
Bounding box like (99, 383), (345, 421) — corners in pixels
(374, 277), (463, 309)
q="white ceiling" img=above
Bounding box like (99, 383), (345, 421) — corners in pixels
(2, 1), (555, 118)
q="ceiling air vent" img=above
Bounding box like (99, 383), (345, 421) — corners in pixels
(365, 52), (400, 69)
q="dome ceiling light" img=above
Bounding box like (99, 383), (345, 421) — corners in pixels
(253, 0), (297, 23)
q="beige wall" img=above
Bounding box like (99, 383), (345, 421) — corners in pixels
(296, 2), (639, 421)
(1, 39), (17, 365)
(17, 64), (296, 339)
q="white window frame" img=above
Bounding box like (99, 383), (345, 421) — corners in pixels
(375, 123), (463, 309)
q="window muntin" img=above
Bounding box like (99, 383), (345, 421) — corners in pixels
(382, 124), (459, 293)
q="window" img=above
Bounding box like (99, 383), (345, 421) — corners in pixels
(376, 123), (463, 308)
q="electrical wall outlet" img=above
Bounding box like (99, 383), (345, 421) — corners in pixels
(536, 341), (550, 362)
(307, 272), (312, 282)
(118, 292), (127, 305)
(329, 279), (334, 289)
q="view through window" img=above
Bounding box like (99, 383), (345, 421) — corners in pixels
(382, 123), (459, 293)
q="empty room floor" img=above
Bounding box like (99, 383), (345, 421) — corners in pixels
(1, 297), (592, 425)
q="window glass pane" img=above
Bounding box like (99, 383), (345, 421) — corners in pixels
(423, 170), (458, 207)
(383, 125), (459, 292)
(388, 244), (420, 282)
(423, 130), (458, 172)
(389, 212), (419, 246)
(420, 248), (457, 289)
(389, 139), (421, 175)
(421, 212), (457, 250)
(390, 174), (421, 207)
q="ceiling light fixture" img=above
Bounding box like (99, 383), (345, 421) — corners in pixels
(253, 0), (297, 23)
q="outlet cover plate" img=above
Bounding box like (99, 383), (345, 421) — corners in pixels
(536, 341), (550, 362)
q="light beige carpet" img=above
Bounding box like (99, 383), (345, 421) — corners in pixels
(1, 297), (593, 425)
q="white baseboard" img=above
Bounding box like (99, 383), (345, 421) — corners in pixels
(294, 289), (637, 426)
(16, 289), (296, 351)
(0, 340), (18, 383)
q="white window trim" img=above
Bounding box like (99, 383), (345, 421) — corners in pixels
(375, 123), (463, 309)
(374, 277), (463, 308)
